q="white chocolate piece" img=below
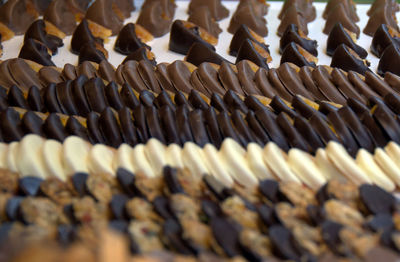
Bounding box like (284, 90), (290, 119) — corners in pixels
(202, 144), (234, 187)
(374, 148), (400, 187)
(88, 144), (115, 176)
(132, 144), (155, 177)
(145, 139), (166, 176)
(315, 149), (347, 181)
(63, 136), (91, 175)
(113, 144), (135, 173)
(288, 148), (327, 190)
(42, 139), (66, 181)
(0, 143), (8, 169)
(6, 142), (19, 173)
(356, 149), (395, 191)
(165, 144), (184, 169)
(220, 138), (257, 187)
(182, 142), (209, 178)
(385, 142), (400, 170)
(326, 142), (371, 185)
(17, 134), (47, 179)
(263, 142), (301, 183)
(246, 143), (274, 180)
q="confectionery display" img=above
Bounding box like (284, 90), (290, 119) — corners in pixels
(1, 0), (400, 261)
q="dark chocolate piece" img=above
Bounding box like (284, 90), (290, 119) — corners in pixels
(236, 39), (270, 69)
(210, 93), (228, 112)
(43, 113), (68, 141)
(347, 71), (380, 99)
(267, 68), (294, 102)
(277, 5), (308, 37)
(158, 105), (180, 145)
(24, 19), (63, 55)
(175, 105), (194, 144)
(55, 80), (78, 115)
(326, 23), (367, 58)
(197, 62), (226, 95)
(0, 0), (38, 35)
(138, 60), (161, 93)
(78, 42), (107, 64)
(280, 42), (317, 68)
(167, 60), (193, 93)
(253, 68), (277, 98)
(169, 20), (216, 56)
(27, 86), (44, 113)
(327, 110), (359, 156)
(189, 109), (210, 147)
(71, 19), (103, 55)
(62, 63), (77, 81)
(269, 225), (302, 260)
(110, 194), (129, 220)
(378, 43), (400, 76)
(188, 6), (222, 38)
(43, 0), (77, 35)
(38, 66), (63, 85)
(155, 63), (175, 92)
(367, 214), (394, 232)
(105, 81), (124, 111)
(365, 71), (394, 97)
(373, 103), (400, 143)
(185, 42), (227, 66)
(309, 113), (340, 144)
(8, 85), (29, 109)
(359, 184), (395, 215)
(321, 221), (346, 256)
(77, 60), (98, 79)
(154, 91), (176, 111)
(8, 58), (43, 91)
(280, 0), (316, 21)
(331, 44), (370, 75)
(255, 109), (290, 151)
(188, 89), (209, 110)
(71, 75), (91, 117)
(84, 77), (108, 113)
(122, 46), (156, 66)
(114, 23), (150, 55)
(139, 90), (155, 108)
(330, 68), (367, 103)
(122, 61), (148, 92)
(210, 218), (241, 257)
(294, 115), (325, 151)
(72, 172), (89, 196)
(6, 197), (23, 221)
(86, 112), (106, 144)
(0, 108), (24, 142)
(19, 38), (55, 66)
(99, 107), (123, 148)
(276, 112), (309, 151)
(232, 109), (257, 145)
(364, 4), (399, 37)
(116, 168), (138, 197)
(118, 107), (138, 146)
(218, 111), (245, 146)
(323, 3), (360, 37)
(204, 107), (223, 147)
(65, 116), (90, 141)
(384, 92), (400, 114)
(98, 60), (116, 83)
(228, 1), (268, 37)
(85, 0), (123, 36)
(371, 24), (400, 58)
(114, 0), (136, 18)
(43, 83), (63, 113)
(141, 0), (176, 18)
(270, 95), (298, 118)
(229, 24), (269, 57)
(223, 89), (248, 114)
(137, 0), (173, 37)
(133, 105), (150, 143)
(188, 0), (229, 21)
(279, 24), (318, 56)
(120, 83), (140, 109)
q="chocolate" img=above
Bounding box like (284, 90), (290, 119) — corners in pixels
(323, 0), (359, 22)
(368, 0), (399, 16)
(277, 63), (314, 100)
(235, 60), (261, 96)
(229, 24), (269, 58)
(118, 107), (139, 146)
(55, 80), (78, 115)
(270, 96), (298, 119)
(223, 90), (248, 114)
(279, 0), (316, 22)
(228, 2), (268, 37)
(38, 66), (63, 85)
(371, 24), (400, 58)
(0, 0), (38, 35)
(139, 89), (155, 107)
(277, 5), (308, 37)
(253, 68), (277, 98)
(155, 63), (175, 92)
(359, 184), (395, 215)
(384, 92), (400, 114)
(269, 225), (302, 260)
(43, 83), (63, 113)
(373, 103), (400, 143)
(24, 19), (63, 55)
(330, 44), (370, 75)
(364, 4), (399, 37)
(132, 105), (150, 142)
(154, 90), (176, 111)
(62, 63), (77, 81)
(83, 77), (108, 113)
(312, 66), (347, 105)
(364, 71), (394, 97)
(309, 113), (340, 144)
(280, 42), (317, 68)
(98, 60), (116, 83)
(190, 70), (210, 96)
(120, 83), (140, 109)
(203, 107), (223, 147)
(367, 214), (394, 232)
(218, 62), (244, 96)
(294, 115), (325, 151)
(27, 85), (44, 112)
(70, 75), (91, 116)
(328, 110), (359, 155)
(65, 116), (90, 141)
(323, 3), (360, 37)
(85, 0), (123, 36)
(86, 112), (106, 144)
(21, 111), (44, 136)
(122, 60), (148, 92)
(99, 107), (123, 148)
(78, 42), (107, 64)
(122, 47), (156, 66)
(175, 105), (194, 143)
(141, 0), (176, 18)
(268, 68), (294, 102)
(137, 0), (173, 37)
(188, 89), (209, 109)
(185, 42), (227, 67)
(197, 62), (226, 95)
(348, 71), (380, 99)
(114, 23), (150, 55)
(276, 112), (309, 151)
(188, 6), (222, 38)
(188, 0), (229, 21)
(19, 38), (55, 66)
(137, 60), (161, 93)
(44, 0), (77, 35)
(384, 72), (400, 93)
(255, 109), (290, 151)
(31, 0), (52, 15)
(330, 68), (367, 103)
(378, 43), (400, 76)
(19, 177), (43, 196)
(6, 197), (23, 221)
(280, 24), (318, 56)
(327, 23), (367, 58)
(189, 109), (210, 147)
(114, 0), (136, 19)
(158, 105), (180, 145)
(167, 60), (193, 93)
(236, 39), (270, 69)
(43, 113), (68, 141)
(210, 93), (228, 112)
(217, 111), (244, 146)
(71, 19), (104, 55)
(9, 58), (43, 91)
(169, 20), (216, 56)
(8, 85), (29, 109)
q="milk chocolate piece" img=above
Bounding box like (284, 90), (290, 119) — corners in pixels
(167, 60), (193, 93)
(24, 20), (63, 55)
(114, 0), (136, 18)
(188, 6), (222, 38)
(99, 107), (123, 148)
(188, 0), (228, 21)
(236, 60), (261, 96)
(384, 72), (400, 92)
(62, 63), (77, 80)
(77, 61), (97, 79)
(86, 112), (106, 144)
(228, 2), (268, 37)
(118, 107), (139, 146)
(189, 69), (209, 98)
(65, 116), (90, 141)
(71, 19), (103, 55)
(229, 24), (269, 57)
(347, 97), (369, 116)
(331, 44), (370, 75)
(277, 63), (314, 100)
(141, 0), (176, 18)
(323, 0), (359, 22)
(85, 0), (123, 36)
(0, 0), (38, 35)
(21, 111), (44, 136)
(364, 4), (399, 37)
(43, 113), (68, 141)
(280, 24), (318, 56)
(368, 0), (399, 16)
(44, 0), (77, 35)
(19, 38), (55, 66)
(122, 60), (148, 92)
(8, 85), (29, 109)
(279, 0), (316, 22)
(277, 5), (308, 37)
(236, 39), (270, 69)
(8, 58), (43, 91)
(371, 24), (400, 58)
(114, 23), (150, 55)
(253, 68), (277, 98)
(155, 63), (175, 92)
(185, 42), (227, 66)
(31, 0), (52, 15)
(97, 60), (116, 83)
(312, 66), (347, 105)
(384, 93), (400, 114)
(84, 77), (108, 113)
(169, 20), (216, 55)
(330, 68), (367, 103)
(298, 66), (326, 101)
(268, 68), (294, 102)
(175, 105), (194, 143)
(323, 3), (360, 37)
(365, 71), (394, 96)
(378, 43), (400, 76)
(137, 60), (161, 93)
(137, 0), (172, 37)
(327, 23), (367, 58)
(197, 62), (226, 95)
(218, 62), (244, 95)
(78, 42), (107, 64)
(281, 42), (317, 68)
(39, 66), (63, 85)
(122, 46), (156, 66)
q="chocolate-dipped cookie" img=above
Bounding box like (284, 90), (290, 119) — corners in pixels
(188, 6), (222, 38)
(98, 60), (116, 83)
(330, 44), (370, 75)
(276, 112), (309, 152)
(298, 66), (327, 101)
(70, 75), (91, 116)
(43, 0), (77, 35)
(137, 0), (173, 37)
(270, 95), (298, 118)
(85, 0), (123, 36)
(188, 0), (229, 21)
(24, 19), (63, 55)
(86, 111), (106, 144)
(0, 0), (38, 35)
(236, 39), (271, 69)
(277, 5), (308, 37)
(167, 61), (194, 93)
(371, 24), (400, 58)
(185, 42), (227, 66)
(43, 83), (63, 113)
(175, 104), (194, 143)
(328, 110), (359, 155)
(293, 115), (325, 151)
(188, 109), (210, 147)
(323, 3), (360, 37)
(19, 38), (55, 66)
(327, 23), (367, 58)
(120, 83), (140, 109)
(228, 1), (268, 37)
(65, 116), (90, 141)
(330, 68), (367, 103)
(236, 60), (262, 96)
(223, 90), (248, 114)
(377, 43), (400, 76)
(197, 62), (226, 95)
(0, 108), (23, 142)
(137, 60), (161, 93)
(280, 42), (317, 68)
(114, 23), (150, 55)
(169, 20), (216, 56)
(8, 85), (29, 109)
(280, 24), (318, 56)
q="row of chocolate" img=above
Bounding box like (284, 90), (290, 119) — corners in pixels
(0, 162), (399, 261)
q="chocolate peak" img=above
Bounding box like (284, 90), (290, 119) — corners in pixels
(43, 0), (77, 35)
(188, 0), (229, 21)
(228, 1), (268, 37)
(331, 44), (370, 75)
(71, 19), (103, 55)
(114, 23), (150, 56)
(0, 0), (38, 35)
(277, 5), (308, 37)
(279, 0), (316, 22)
(323, 2), (360, 37)
(85, 0), (123, 36)
(326, 23), (367, 58)
(24, 19), (63, 55)
(371, 24), (400, 58)
(378, 43), (400, 76)
(279, 24), (318, 56)
(188, 6), (222, 38)
(137, 0), (174, 37)
(19, 38), (55, 66)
